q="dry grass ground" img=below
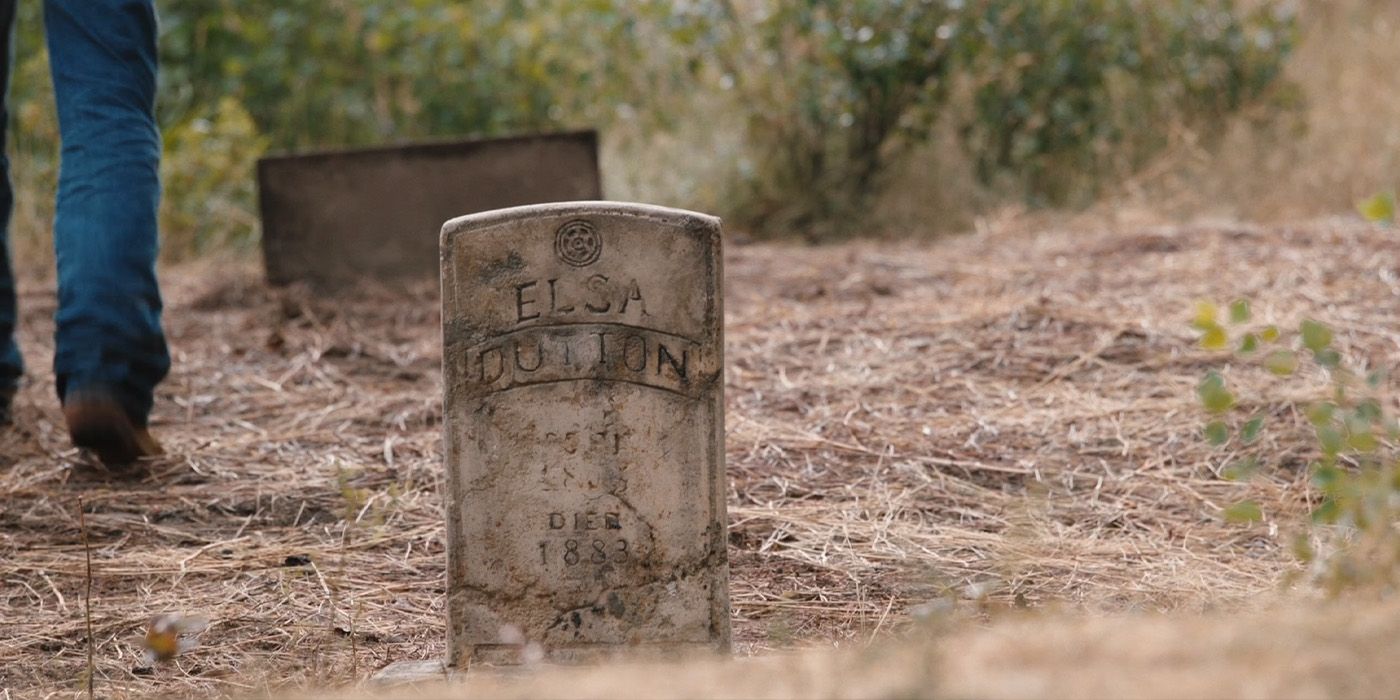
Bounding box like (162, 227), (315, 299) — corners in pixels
(2, 215), (1397, 697)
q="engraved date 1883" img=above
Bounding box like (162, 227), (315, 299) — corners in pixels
(539, 538), (629, 566)
(540, 511), (629, 568)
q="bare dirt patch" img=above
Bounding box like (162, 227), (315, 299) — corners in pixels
(3, 218), (1394, 697)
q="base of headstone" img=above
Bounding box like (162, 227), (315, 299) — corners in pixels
(471, 642), (725, 665)
(369, 659), (537, 687)
(370, 642), (730, 687)
(369, 659), (454, 687)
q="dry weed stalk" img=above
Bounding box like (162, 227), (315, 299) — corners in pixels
(79, 497), (94, 700)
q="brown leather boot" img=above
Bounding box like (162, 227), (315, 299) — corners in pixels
(63, 390), (162, 467)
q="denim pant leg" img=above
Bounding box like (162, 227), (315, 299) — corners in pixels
(0, 0), (22, 394)
(45, 0), (168, 423)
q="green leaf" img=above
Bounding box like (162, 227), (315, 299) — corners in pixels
(1199, 324), (1228, 350)
(1260, 325), (1281, 343)
(1199, 371), (1225, 395)
(1291, 534), (1315, 563)
(1241, 416), (1264, 443)
(1312, 463), (1341, 489)
(1366, 370), (1384, 389)
(1205, 420), (1230, 446)
(1197, 372), (1235, 414)
(1300, 319), (1332, 353)
(1223, 500), (1264, 524)
(1355, 399), (1382, 422)
(1229, 299), (1251, 324)
(1311, 497), (1341, 524)
(1223, 457), (1259, 481)
(1264, 349), (1297, 375)
(1307, 402), (1336, 427)
(1314, 348), (1341, 368)
(1347, 429), (1378, 453)
(1357, 191), (1396, 225)
(1192, 301), (1219, 330)
(1317, 425), (1344, 456)
(1239, 333), (1258, 353)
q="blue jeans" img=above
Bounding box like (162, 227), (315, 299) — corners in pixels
(0, 0), (169, 424)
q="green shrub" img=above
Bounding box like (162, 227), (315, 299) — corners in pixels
(664, 0), (972, 241)
(160, 97), (267, 258)
(8, 1), (637, 259)
(156, 1), (589, 151)
(1194, 302), (1400, 593)
(1, 0), (1300, 256)
(665, 0), (1296, 238)
(962, 0), (1296, 206)
(149, 0), (1300, 244)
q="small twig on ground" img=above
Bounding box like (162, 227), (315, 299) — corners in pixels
(867, 595), (898, 645)
(350, 599), (360, 683)
(342, 519), (358, 685)
(78, 497), (94, 700)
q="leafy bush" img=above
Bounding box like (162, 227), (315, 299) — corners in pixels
(665, 0), (1296, 238)
(1, 0), (1298, 256)
(664, 1), (971, 240)
(159, 97), (267, 258)
(9, 1), (642, 259)
(1194, 302), (1400, 593)
(961, 0), (1296, 206)
(156, 1), (595, 151)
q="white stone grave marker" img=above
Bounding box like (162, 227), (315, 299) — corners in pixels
(440, 202), (730, 665)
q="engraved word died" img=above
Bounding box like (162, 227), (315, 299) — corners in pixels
(440, 202), (730, 665)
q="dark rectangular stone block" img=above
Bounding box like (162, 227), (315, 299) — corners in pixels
(258, 131), (602, 289)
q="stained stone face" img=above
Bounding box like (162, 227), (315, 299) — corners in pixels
(440, 202), (730, 665)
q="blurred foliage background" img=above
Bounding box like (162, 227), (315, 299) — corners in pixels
(3, 0), (1393, 258)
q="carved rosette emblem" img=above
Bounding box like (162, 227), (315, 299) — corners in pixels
(554, 220), (602, 267)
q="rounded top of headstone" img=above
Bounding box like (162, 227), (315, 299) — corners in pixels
(440, 201), (720, 251)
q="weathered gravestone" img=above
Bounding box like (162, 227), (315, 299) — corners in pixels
(440, 202), (731, 665)
(258, 131), (601, 289)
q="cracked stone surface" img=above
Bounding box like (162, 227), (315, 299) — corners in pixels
(440, 202), (730, 665)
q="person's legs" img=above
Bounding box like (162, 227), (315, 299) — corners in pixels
(0, 0), (21, 423)
(44, 0), (168, 457)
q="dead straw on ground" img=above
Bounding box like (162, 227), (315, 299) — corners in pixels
(1, 216), (1394, 697)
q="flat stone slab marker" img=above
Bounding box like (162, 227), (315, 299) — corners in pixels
(440, 201), (730, 665)
(259, 130), (601, 289)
